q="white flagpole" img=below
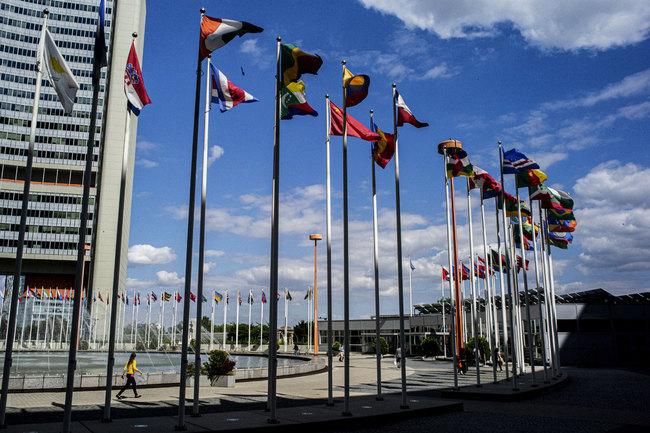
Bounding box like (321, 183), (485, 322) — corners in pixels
(235, 291), (240, 351)
(466, 180), (481, 385)
(480, 196), (498, 383)
(59, 293), (65, 348)
(325, 95), (334, 406)
(29, 295), (36, 348)
(544, 210), (562, 374)
(160, 293), (165, 347)
(260, 292), (264, 349)
(223, 290), (228, 350)
(20, 292), (28, 349)
(539, 207), (555, 375)
(248, 290), (252, 352)
(307, 290), (311, 354)
(443, 147), (459, 389)
(103, 298), (108, 349)
(529, 193), (549, 383)
(408, 256), (413, 317)
(44, 291), (51, 349)
(131, 292), (136, 347)
(36, 288), (44, 348)
(146, 295), (151, 349)
(210, 292), (215, 351)
(284, 290), (288, 353)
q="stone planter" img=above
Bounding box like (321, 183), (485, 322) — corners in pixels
(210, 374), (235, 388)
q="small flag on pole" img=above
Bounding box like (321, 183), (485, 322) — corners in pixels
(343, 67), (370, 107)
(281, 43), (323, 86)
(280, 81), (317, 119)
(210, 64), (258, 112)
(329, 101), (380, 141)
(41, 28), (79, 114)
(395, 90), (428, 128)
(199, 16), (263, 60)
(124, 41), (152, 115)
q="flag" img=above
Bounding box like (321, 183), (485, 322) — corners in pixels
(163, 291), (172, 302)
(238, 292), (242, 306)
(261, 290), (267, 304)
(395, 90), (428, 128)
(517, 168), (547, 188)
(343, 67), (369, 107)
(513, 230), (531, 250)
(461, 264), (471, 280)
(98, 292), (104, 303)
(409, 258), (416, 271)
(304, 289), (312, 300)
(137, 292), (141, 306)
(548, 231), (573, 249)
(498, 191), (531, 217)
(248, 292), (254, 304)
(469, 166), (502, 199)
(329, 101), (380, 141)
(226, 292), (230, 304)
(286, 290), (292, 301)
(370, 119), (395, 168)
(548, 208), (576, 221)
(281, 43), (323, 86)
(473, 263), (486, 279)
(151, 292), (158, 302)
(442, 267), (450, 281)
(94, 0), (108, 69)
(214, 291), (223, 303)
(210, 64), (258, 112)
(124, 42), (152, 115)
(280, 81), (317, 119)
(491, 249), (509, 272)
(147, 294), (150, 305)
(502, 149), (539, 174)
(516, 255), (530, 271)
(446, 149), (474, 178)
(199, 16), (263, 60)
(125, 294), (129, 305)
(541, 187), (574, 211)
(548, 218), (577, 232)
(41, 28), (79, 114)
(529, 183), (553, 201)
(511, 216), (539, 240)
(175, 292), (182, 302)
(56, 288), (63, 300)
(202, 295), (207, 303)
(190, 292), (196, 302)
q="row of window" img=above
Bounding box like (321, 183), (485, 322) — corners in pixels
(0, 207), (91, 220)
(0, 146), (99, 163)
(0, 115), (102, 134)
(0, 85), (98, 105)
(0, 223), (83, 235)
(1, 71), (103, 93)
(0, 58), (93, 79)
(1, 0), (113, 15)
(0, 190), (94, 206)
(1, 16), (107, 40)
(0, 101), (98, 120)
(0, 239), (82, 253)
(0, 131), (94, 147)
(0, 164), (97, 187)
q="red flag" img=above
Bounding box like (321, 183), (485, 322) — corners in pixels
(175, 292), (182, 302)
(329, 101), (380, 142)
(442, 267), (450, 281)
(190, 292), (196, 302)
(395, 90), (428, 128)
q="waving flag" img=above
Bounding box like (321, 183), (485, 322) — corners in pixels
(442, 267), (450, 281)
(498, 191), (531, 217)
(371, 119), (395, 169)
(343, 67), (370, 107)
(98, 292), (104, 303)
(210, 64), (257, 112)
(199, 16), (263, 60)
(395, 90), (428, 128)
(469, 166), (502, 199)
(214, 291), (223, 303)
(502, 149), (539, 174)
(541, 187), (574, 211)
(548, 231), (573, 249)
(329, 101), (380, 141)
(410, 258), (416, 271)
(280, 81), (317, 119)
(151, 292), (158, 302)
(517, 168), (547, 188)
(461, 264), (471, 280)
(124, 42), (152, 115)
(238, 292), (242, 306)
(281, 43), (323, 86)
(446, 149), (474, 178)
(175, 292), (182, 303)
(162, 291), (172, 302)
(190, 292), (197, 302)
(248, 292), (254, 304)
(261, 290), (267, 304)
(548, 218), (577, 232)
(41, 28), (79, 114)
(285, 290), (293, 301)
(548, 208), (575, 220)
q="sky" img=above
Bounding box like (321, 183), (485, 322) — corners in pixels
(123, 0), (650, 327)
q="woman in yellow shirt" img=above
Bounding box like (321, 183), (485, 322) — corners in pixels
(116, 352), (143, 399)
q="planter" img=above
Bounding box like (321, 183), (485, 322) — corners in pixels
(210, 374), (235, 388)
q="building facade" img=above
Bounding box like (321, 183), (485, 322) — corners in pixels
(0, 0), (146, 340)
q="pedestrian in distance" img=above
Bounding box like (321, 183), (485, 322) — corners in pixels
(293, 343), (299, 356)
(116, 352), (143, 399)
(396, 347), (402, 368)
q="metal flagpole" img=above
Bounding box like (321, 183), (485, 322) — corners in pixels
(59, 293), (65, 348)
(260, 291), (264, 349)
(494, 201), (510, 380)
(480, 196), (498, 383)
(307, 289), (311, 353)
(20, 291), (27, 349)
(131, 292), (136, 347)
(103, 298), (108, 349)
(369, 109), (382, 401)
(442, 146), (459, 390)
(391, 84), (408, 409)
(210, 293), (215, 351)
(36, 289), (44, 349)
(408, 256), (413, 317)
(45, 293), (51, 349)
(266, 37), (282, 423)
(0, 10), (47, 426)
(223, 290), (227, 350)
(498, 142), (518, 390)
(539, 208), (557, 376)
(176, 8), (205, 429)
(466, 179), (481, 385)
(310, 234), (321, 355)
(325, 95), (334, 406)
(248, 290), (252, 351)
(236, 291), (241, 351)
(193, 51), (212, 417)
(441, 275), (446, 358)
(283, 290), (288, 352)
(29, 295), (36, 348)
(160, 292), (165, 347)
(544, 210), (562, 374)
(172, 291), (177, 345)
(528, 191), (549, 383)
(146, 294), (151, 349)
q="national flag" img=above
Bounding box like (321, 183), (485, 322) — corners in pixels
(343, 67), (370, 107)
(548, 231), (573, 249)
(199, 16), (263, 60)
(541, 187), (574, 211)
(548, 208), (575, 221)
(511, 217), (539, 241)
(41, 27), (79, 114)
(517, 168), (547, 188)
(286, 290), (293, 301)
(370, 119), (395, 168)
(281, 43), (323, 86)
(461, 264), (471, 280)
(529, 184), (553, 201)
(125, 294), (129, 305)
(409, 258), (416, 271)
(124, 42), (152, 115)
(163, 291), (172, 302)
(137, 292), (141, 306)
(210, 64), (258, 112)
(98, 292), (104, 303)
(190, 292), (197, 302)
(94, 0), (108, 70)
(226, 292), (230, 304)
(175, 292), (182, 302)
(304, 289), (312, 300)
(442, 267), (450, 281)
(280, 81), (317, 119)
(516, 255), (530, 271)
(248, 292), (254, 304)
(395, 90), (428, 128)
(147, 294), (150, 305)
(261, 290), (267, 304)
(502, 149), (539, 174)
(214, 291), (223, 303)
(202, 295), (207, 303)
(498, 191), (531, 217)
(491, 249), (510, 272)
(151, 292), (158, 302)
(513, 230), (532, 250)
(469, 166), (502, 199)
(238, 292), (242, 306)
(548, 218), (577, 232)
(329, 101), (380, 142)
(446, 150), (474, 178)
(473, 263), (486, 279)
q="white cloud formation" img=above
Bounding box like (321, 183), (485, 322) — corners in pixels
(128, 244), (177, 265)
(207, 145), (224, 167)
(205, 249), (225, 258)
(136, 158), (158, 168)
(358, 0), (650, 51)
(156, 270), (184, 286)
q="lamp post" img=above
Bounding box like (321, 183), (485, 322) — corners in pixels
(309, 234), (322, 355)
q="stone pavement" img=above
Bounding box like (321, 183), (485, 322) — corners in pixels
(4, 355), (641, 432)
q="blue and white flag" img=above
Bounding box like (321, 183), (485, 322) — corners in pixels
(502, 148), (539, 174)
(410, 258), (415, 271)
(210, 64), (257, 112)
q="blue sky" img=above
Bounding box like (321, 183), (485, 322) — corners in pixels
(124, 0), (650, 325)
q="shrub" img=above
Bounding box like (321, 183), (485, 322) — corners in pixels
(79, 340), (89, 351)
(464, 336), (491, 362)
(419, 337), (441, 357)
(371, 337), (389, 355)
(202, 350), (236, 381)
(332, 341), (341, 354)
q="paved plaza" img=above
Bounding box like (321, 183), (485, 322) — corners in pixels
(3, 355), (649, 432)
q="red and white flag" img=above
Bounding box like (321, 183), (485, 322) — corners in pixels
(396, 90), (428, 128)
(210, 64), (257, 112)
(124, 41), (151, 115)
(200, 16), (263, 60)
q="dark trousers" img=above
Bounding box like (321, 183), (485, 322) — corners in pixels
(118, 374), (137, 396)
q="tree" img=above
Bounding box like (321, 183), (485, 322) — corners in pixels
(419, 337), (441, 357)
(465, 336), (491, 363)
(371, 337), (389, 355)
(293, 320), (311, 344)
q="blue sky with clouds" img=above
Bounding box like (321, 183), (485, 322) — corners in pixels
(124, 0), (650, 325)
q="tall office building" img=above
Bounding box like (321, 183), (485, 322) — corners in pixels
(0, 0), (147, 341)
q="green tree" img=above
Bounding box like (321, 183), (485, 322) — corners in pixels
(465, 336), (491, 362)
(371, 337), (389, 355)
(293, 320), (312, 344)
(419, 337), (441, 357)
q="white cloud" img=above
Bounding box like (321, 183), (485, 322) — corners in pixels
(205, 250), (225, 258)
(128, 244), (177, 265)
(207, 145), (224, 167)
(358, 0), (650, 51)
(136, 158), (158, 168)
(419, 63), (458, 80)
(156, 270), (184, 286)
(240, 39), (274, 68)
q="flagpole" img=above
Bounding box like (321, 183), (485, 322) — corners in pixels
(236, 291), (241, 351)
(20, 291), (27, 349)
(160, 292), (165, 347)
(544, 210), (562, 375)
(498, 142), (518, 390)
(131, 292), (136, 347)
(408, 256), (413, 317)
(210, 293), (215, 351)
(528, 190), (549, 383)
(146, 295), (151, 349)
(325, 95), (334, 407)
(466, 179), (481, 385)
(514, 185), (537, 386)
(248, 290), (252, 352)
(369, 109), (383, 401)
(480, 196), (498, 383)
(307, 289), (311, 353)
(58, 294), (65, 348)
(283, 290), (288, 353)
(266, 36), (282, 423)
(0, 10), (48, 426)
(539, 208), (557, 376)
(391, 84), (409, 409)
(223, 291), (228, 350)
(260, 292), (264, 349)
(440, 274), (446, 358)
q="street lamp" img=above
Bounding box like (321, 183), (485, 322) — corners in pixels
(309, 234), (322, 355)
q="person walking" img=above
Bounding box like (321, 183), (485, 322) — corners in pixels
(396, 347), (402, 368)
(116, 352), (143, 399)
